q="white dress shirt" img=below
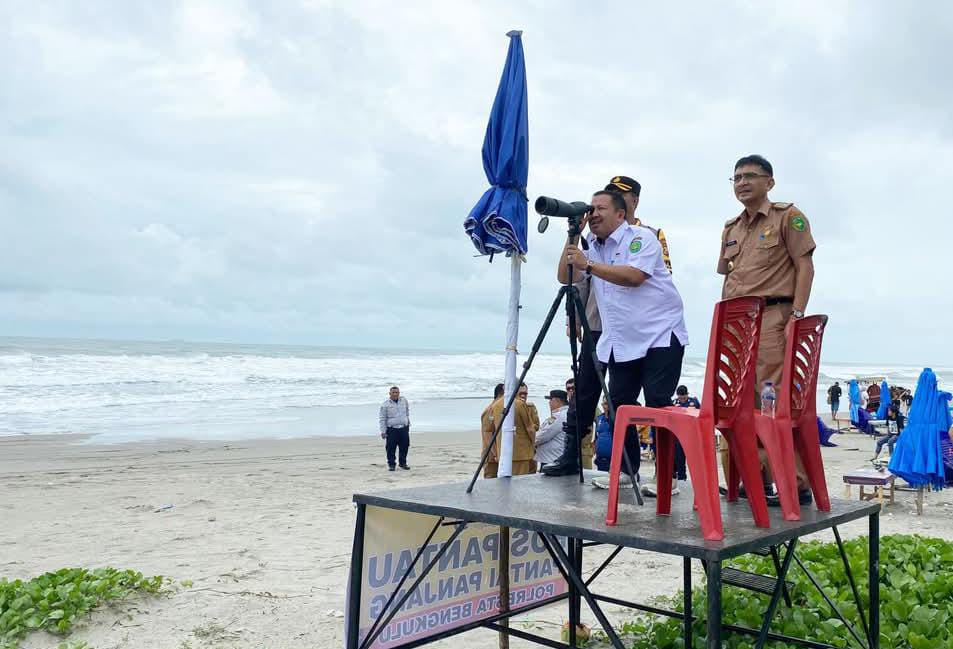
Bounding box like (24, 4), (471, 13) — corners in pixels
(584, 223), (689, 363)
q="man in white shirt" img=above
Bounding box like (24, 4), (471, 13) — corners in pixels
(543, 191), (688, 478)
(535, 389), (569, 469)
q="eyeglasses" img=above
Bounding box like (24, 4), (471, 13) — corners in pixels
(730, 172), (771, 184)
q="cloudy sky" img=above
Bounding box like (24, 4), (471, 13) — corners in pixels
(1, 1), (952, 364)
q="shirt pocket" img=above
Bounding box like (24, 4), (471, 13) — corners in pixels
(751, 232), (781, 267)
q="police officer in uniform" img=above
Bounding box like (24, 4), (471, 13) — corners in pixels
(718, 154), (815, 503)
(606, 175), (672, 272)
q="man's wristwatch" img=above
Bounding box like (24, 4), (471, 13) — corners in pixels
(585, 260), (594, 276)
(792, 309), (805, 319)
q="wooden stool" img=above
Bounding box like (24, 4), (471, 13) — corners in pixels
(842, 467), (895, 510)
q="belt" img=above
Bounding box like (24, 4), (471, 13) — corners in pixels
(764, 297), (794, 307)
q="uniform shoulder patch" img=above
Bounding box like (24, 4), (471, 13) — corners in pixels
(790, 214), (806, 232)
(723, 216), (740, 228)
(773, 202), (793, 209)
(629, 239), (643, 253)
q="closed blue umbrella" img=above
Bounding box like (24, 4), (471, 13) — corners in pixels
(463, 31), (528, 256)
(876, 380), (890, 419)
(889, 368), (947, 489)
(463, 31), (529, 478)
(848, 379), (862, 424)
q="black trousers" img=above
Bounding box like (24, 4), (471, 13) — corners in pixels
(385, 426), (410, 467)
(568, 331), (685, 479)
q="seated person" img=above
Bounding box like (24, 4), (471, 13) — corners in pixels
(872, 405), (905, 459)
(534, 390), (569, 470)
(853, 405), (876, 435)
(593, 398), (649, 474)
(594, 398), (612, 471)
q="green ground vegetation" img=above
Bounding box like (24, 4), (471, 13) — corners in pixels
(0, 567), (166, 649)
(615, 534), (953, 649)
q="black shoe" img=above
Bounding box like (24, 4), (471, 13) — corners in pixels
(388, 465), (396, 471)
(541, 457), (580, 476)
(767, 489), (813, 507)
(400, 464), (410, 470)
(726, 484), (774, 499)
(542, 422), (580, 476)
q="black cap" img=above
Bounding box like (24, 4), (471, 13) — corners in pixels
(605, 175), (641, 196)
(547, 389), (569, 402)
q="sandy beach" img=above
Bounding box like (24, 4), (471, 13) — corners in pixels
(2, 427), (953, 649)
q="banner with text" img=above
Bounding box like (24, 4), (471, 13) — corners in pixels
(349, 506), (567, 649)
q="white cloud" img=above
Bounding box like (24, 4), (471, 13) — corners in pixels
(1, 0), (952, 365)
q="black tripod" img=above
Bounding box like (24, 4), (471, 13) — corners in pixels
(466, 216), (644, 507)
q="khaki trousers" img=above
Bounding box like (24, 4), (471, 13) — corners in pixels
(720, 301), (808, 488)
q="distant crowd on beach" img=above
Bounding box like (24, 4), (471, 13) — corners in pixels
(478, 379), (701, 496)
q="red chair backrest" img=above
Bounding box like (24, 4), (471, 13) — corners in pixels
(698, 297), (765, 424)
(777, 315), (828, 421)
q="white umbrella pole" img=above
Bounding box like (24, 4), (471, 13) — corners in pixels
(498, 254), (522, 477)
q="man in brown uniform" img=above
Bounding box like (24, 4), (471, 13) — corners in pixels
(488, 389), (538, 475)
(717, 154), (815, 503)
(480, 383), (505, 478)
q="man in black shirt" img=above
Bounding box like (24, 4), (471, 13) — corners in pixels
(827, 382), (842, 419)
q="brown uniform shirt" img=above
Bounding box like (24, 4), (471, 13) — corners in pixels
(488, 398), (536, 462)
(480, 399), (499, 462)
(717, 200), (815, 299)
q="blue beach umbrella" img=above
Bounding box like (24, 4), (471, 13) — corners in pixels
(889, 368), (947, 490)
(848, 379), (862, 424)
(876, 380), (890, 419)
(463, 30), (529, 256)
(463, 31), (529, 478)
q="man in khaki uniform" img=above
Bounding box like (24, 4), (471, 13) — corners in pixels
(489, 391), (538, 475)
(717, 154), (815, 502)
(480, 383), (505, 478)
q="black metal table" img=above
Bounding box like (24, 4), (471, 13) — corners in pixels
(348, 472), (880, 649)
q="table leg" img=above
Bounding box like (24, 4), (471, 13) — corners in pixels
(346, 504), (366, 649)
(877, 486), (884, 510)
(683, 558), (692, 647)
(870, 512), (880, 649)
(889, 482), (895, 505)
(568, 538), (579, 647)
(859, 485), (865, 501)
(844, 484), (851, 499)
(916, 488), (924, 515)
(706, 559), (721, 649)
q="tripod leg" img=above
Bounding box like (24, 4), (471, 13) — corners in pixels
(570, 288), (644, 507)
(566, 284), (585, 483)
(467, 286), (570, 493)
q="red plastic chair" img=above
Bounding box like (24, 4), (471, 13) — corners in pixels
(605, 296), (767, 541)
(753, 315), (832, 516)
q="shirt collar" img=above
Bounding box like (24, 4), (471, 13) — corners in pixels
(739, 199), (772, 225)
(590, 221), (628, 246)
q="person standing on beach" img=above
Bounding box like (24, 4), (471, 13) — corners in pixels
(379, 386), (411, 471)
(518, 383), (541, 435)
(717, 154), (815, 504)
(828, 382), (842, 418)
(545, 190), (688, 479)
(480, 383), (505, 478)
(488, 387), (538, 475)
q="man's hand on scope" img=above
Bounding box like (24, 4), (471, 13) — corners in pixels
(557, 241), (589, 285)
(563, 242), (587, 269)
